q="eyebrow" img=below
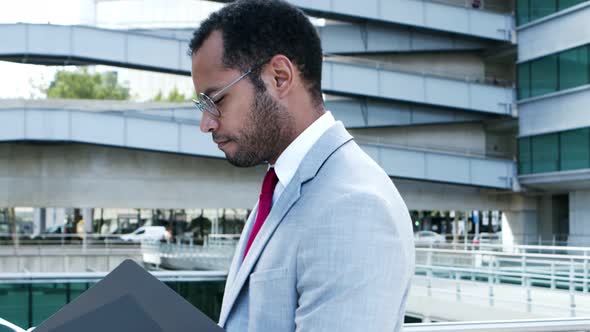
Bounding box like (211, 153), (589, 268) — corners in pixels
(203, 86), (221, 96)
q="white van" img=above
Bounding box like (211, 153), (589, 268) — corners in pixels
(120, 226), (167, 242)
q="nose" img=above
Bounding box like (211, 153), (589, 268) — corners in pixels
(199, 112), (219, 133)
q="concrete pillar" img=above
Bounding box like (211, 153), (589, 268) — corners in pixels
(453, 211), (459, 243)
(33, 208), (46, 236)
(501, 210), (538, 245)
(569, 190), (590, 246)
(82, 208), (94, 233)
(501, 195), (539, 246)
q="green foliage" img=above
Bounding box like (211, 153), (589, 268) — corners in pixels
(45, 67), (130, 100)
(152, 86), (189, 102)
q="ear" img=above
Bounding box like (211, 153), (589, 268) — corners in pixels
(263, 54), (294, 99)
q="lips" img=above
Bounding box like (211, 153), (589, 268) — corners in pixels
(215, 140), (230, 149)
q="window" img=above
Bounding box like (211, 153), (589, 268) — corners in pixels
(558, 0), (586, 10)
(518, 63), (531, 99)
(559, 45), (590, 90)
(530, 0), (557, 22)
(517, 0), (588, 26)
(518, 137), (532, 174)
(560, 128), (590, 170)
(531, 54), (558, 97)
(517, 0), (531, 25)
(532, 133), (559, 173)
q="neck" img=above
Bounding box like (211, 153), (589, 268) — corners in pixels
(267, 103), (325, 165)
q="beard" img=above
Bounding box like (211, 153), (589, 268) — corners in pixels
(218, 88), (294, 167)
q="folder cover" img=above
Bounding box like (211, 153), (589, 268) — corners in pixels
(33, 259), (224, 332)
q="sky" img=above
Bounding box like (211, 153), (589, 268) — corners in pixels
(0, 0), (223, 100)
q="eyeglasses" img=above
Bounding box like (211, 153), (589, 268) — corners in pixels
(193, 65), (260, 118)
(193, 60), (269, 118)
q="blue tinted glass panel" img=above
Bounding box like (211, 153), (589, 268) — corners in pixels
(558, 0), (586, 10)
(560, 128), (590, 170)
(31, 283), (68, 326)
(165, 280), (225, 321)
(532, 133), (559, 173)
(0, 284), (29, 329)
(531, 0), (557, 21)
(559, 46), (590, 90)
(517, 0), (530, 25)
(69, 282), (92, 302)
(531, 55), (558, 97)
(518, 137), (532, 174)
(518, 63), (531, 99)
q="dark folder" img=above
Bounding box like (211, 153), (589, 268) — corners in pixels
(33, 259), (224, 332)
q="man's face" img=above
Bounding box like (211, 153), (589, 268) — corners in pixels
(191, 30), (293, 167)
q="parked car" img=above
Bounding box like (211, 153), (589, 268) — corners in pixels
(414, 230), (446, 246)
(472, 232), (501, 245)
(120, 226), (167, 242)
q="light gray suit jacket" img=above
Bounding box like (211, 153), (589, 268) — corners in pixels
(219, 122), (415, 332)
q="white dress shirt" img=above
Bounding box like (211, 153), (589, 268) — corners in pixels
(270, 111), (336, 205)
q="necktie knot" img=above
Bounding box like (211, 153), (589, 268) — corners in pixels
(261, 167), (279, 195)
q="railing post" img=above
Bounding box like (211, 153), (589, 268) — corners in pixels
(583, 251), (588, 294)
(526, 277), (532, 313)
(551, 262), (556, 290)
(456, 272), (461, 302)
(488, 256), (494, 306)
(427, 268), (432, 297)
(426, 250), (433, 297)
(521, 255), (527, 286)
(464, 232), (467, 251)
(570, 258), (576, 317)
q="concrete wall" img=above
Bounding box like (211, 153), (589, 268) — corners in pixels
(395, 177), (530, 211)
(349, 122), (487, 156)
(0, 142), (265, 209)
(358, 52), (485, 80)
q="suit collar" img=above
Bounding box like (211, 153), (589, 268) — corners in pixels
(218, 122), (353, 327)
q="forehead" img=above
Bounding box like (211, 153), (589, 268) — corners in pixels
(191, 30), (229, 93)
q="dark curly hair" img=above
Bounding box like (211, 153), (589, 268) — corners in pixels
(189, 0), (324, 107)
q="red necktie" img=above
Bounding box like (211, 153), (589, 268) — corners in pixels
(243, 168), (279, 260)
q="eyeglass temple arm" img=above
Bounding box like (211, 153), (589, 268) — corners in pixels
(210, 69), (253, 99)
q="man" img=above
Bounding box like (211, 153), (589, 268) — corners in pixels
(189, 1), (415, 331)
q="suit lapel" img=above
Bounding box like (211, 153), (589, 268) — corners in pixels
(222, 202), (258, 299)
(218, 181), (301, 326)
(218, 122), (353, 327)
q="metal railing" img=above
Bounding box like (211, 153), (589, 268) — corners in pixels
(418, 0), (514, 14)
(325, 54), (514, 87)
(3, 316), (589, 332)
(405, 317), (590, 332)
(0, 233), (141, 253)
(353, 137), (514, 160)
(415, 246), (590, 317)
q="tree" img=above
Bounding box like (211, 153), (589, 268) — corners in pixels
(152, 86), (189, 102)
(45, 67), (130, 100)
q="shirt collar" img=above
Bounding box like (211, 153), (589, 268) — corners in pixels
(270, 111), (336, 188)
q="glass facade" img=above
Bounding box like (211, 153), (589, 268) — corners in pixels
(0, 280), (225, 329)
(517, 0), (587, 25)
(519, 127), (590, 175)
(518, 44), (590, 100)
